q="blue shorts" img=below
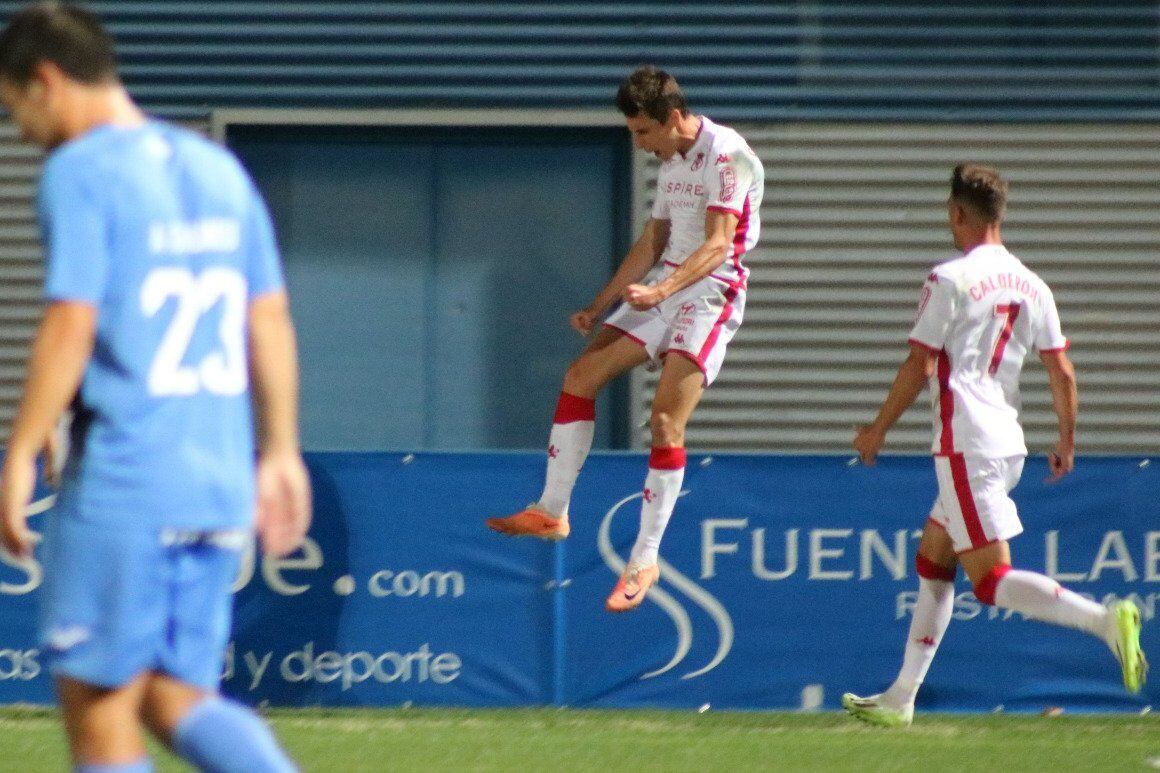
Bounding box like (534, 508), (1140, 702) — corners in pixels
(38, 511), (246, 690)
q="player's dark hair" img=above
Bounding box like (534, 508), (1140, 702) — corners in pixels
(0, 2), (118, 86)
(951, 163), (1007, 223)
(616, 66), (689, 122)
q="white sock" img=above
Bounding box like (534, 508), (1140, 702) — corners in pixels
(994, 568), (1109, 639)
(883, 577), (954, 707)
(628, 447), (686, 566)
(537, 392), (595, 518)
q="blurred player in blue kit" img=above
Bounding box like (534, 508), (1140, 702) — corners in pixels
(0, 3), (310, 771)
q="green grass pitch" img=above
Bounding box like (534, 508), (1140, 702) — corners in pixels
(0, 706), (1155, 771)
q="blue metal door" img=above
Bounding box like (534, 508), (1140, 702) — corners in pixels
(230, 124), (631, 451)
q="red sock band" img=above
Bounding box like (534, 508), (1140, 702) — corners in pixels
(972, 563), (1012, 606)
(915, 554), (956, 583)
(649, 446), (686, 470)
(553, 391), (595, 424)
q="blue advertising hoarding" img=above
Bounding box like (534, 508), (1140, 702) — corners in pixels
(0, 452), (1154, 712)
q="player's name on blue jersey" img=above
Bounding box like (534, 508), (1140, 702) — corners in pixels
(148, 217), (242, 256)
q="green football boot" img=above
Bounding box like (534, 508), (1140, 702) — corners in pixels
(1110, 599), (1148, 694)
(841, 693), (914, 728)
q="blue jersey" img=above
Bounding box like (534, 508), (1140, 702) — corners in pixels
(38, 120), (284, 530)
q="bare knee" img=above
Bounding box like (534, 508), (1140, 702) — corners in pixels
(140, 672), (208, 744)
(562, 358), (600, 399)
(958, 541), (1012, 602)
(650, 409), (685, 447)
(917, 522), (956, 568)
(57, 675), (149, 765)
(969, 563), (1012, 605)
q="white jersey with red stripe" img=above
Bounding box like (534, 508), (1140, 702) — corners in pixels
(651, 116), (763, 288)
(908, 243), (1069, 458)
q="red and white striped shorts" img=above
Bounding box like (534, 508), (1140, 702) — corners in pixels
(603, 275), (744, 386)
(929, 453), (1025, 553)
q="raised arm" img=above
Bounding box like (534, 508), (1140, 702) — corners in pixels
(248, 290), (312, 557)
(571, 217), (670, 334)
(1039, 348), (1077, 480)
(1, 301), (96, 556)
(623, 209), (738, 310)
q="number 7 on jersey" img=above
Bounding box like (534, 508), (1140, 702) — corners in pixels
(988, 302), (1021, 375)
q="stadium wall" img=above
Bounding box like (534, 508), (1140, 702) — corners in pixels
(0, 452), (1155, 712)
(0, 1), (1155, 122)
(0, 3), (1158, 451)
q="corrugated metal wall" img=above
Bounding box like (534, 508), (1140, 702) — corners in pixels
(636, 123), (1160, 454)
(0, 2), (1157, 452)
(0, 124), (41, 434)
(0, 2), (1154, 121)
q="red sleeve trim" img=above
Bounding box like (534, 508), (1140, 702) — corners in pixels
(706, 205), (744, 217)
(908, 338), (941, 355)
(1038, 340), (1070, 353)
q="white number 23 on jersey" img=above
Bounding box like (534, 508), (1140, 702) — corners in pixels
(140, 267), (247, 397)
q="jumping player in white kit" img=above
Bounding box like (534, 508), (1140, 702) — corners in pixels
(487, 66), (763, 612)
(844, 164), (1146, 727)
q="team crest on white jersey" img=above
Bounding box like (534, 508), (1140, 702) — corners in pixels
(719, 167), (737, 202)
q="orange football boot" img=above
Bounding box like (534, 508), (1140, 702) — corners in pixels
(605, 563), (660, 612)
(486, 505), (570, 541)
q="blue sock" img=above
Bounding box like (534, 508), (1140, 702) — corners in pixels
(173, 697), (295, 773)
(76, 760), (153, 773)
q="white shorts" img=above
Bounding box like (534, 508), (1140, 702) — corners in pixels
(603, 274), (744, 386)
(929, 453), (1025, 553)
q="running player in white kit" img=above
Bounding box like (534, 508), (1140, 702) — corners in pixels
(843, 164), (1146, 727)
(487, 66), (763, 612)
